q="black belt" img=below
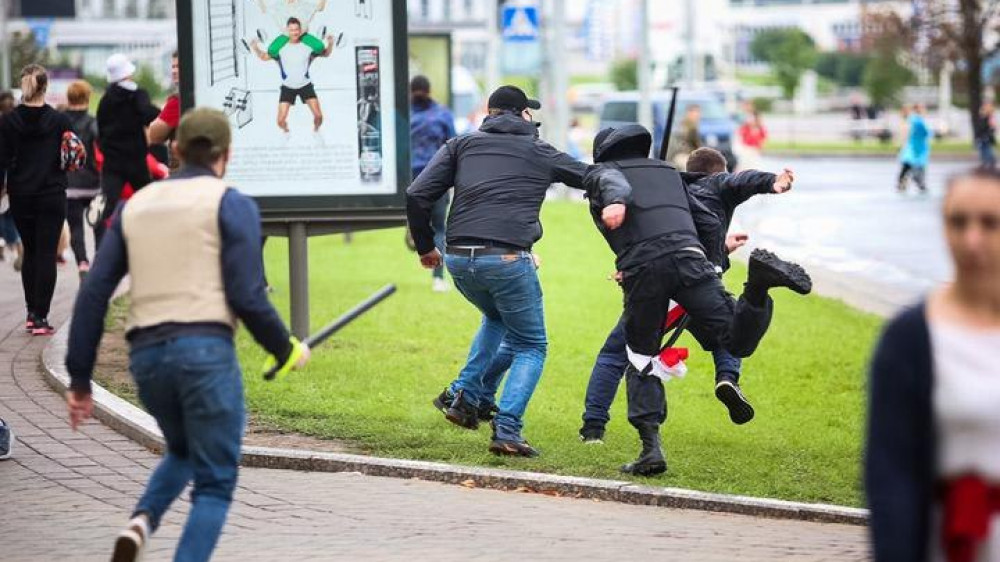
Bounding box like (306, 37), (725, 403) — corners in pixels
(446, 245), (526, 257)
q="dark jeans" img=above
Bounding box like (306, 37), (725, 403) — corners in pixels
(620, 251), (772, 428)
(897, 163), (926, 192)
(0, 211), (20, 244)
(98, 165), (150, 245)
(581, 317), (743, 427)
(129, 336), (244, 562)
(9, 192), (66, 318)
(446, 252), (546, 442)
(66, 197), (94, 265)
(977, 139), (997, 169)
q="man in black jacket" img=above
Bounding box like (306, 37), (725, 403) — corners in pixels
(583, 125), (811, 476)
(407, 85), (631, 457)
(96, 53), (161, 244)
(579, 146), (796, 444)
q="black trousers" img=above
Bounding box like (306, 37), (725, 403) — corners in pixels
(97, 165), (150, 245)
(9, 192), (67, 318)
(66, 197), (94, 265)
(620, 251), (773, 428)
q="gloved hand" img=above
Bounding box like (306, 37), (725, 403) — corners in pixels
(262, 336), (311, 380)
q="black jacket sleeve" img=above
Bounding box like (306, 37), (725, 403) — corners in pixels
(135, 89), (162, 126)
(537, 142), (589, 188)
(0, 116), (15, 183)
(718, 171), (776, 217)
(684, 182), (724, 266)
(406, 142), (456, 255)
(65, 211), (130, 393)
(583, 164), (632, 208)
(219, 190), (293, 362)
(864, 304), (934, 562)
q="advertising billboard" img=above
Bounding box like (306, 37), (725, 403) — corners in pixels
(177, 0), (409, 218)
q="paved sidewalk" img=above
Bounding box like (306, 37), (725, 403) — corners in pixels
(0, 264), (870, 561)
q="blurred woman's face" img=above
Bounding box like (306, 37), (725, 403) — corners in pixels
(944, 176), (1000, 281)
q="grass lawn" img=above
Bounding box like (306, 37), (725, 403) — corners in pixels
(238, 201), (881, 507)
(765, 138), (973, 156)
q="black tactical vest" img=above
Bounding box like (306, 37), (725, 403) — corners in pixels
(590, 158), (698, 258)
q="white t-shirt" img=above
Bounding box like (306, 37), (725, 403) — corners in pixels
(278, 41), (314, 89)
(267, 0), (322, 33)
(929, 320), (1000, 561)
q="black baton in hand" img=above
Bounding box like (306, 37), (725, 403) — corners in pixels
(264, 284), (397, 380)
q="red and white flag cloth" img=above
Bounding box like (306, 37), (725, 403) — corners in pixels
(624, 301), (691, 382)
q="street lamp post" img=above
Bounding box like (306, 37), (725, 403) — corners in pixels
(637, 0), (653, 133)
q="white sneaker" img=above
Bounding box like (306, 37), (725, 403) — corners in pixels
(112, 514), (150, 562)
(432, 278), (450, 292)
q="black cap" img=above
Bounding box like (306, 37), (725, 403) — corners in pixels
(488, 85), (540, 112)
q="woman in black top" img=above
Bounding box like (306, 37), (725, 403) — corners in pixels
(0, 65), (75, 335)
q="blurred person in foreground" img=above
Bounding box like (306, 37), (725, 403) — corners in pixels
(64, 108), (309, 562)
(866, 168), (1000, 561)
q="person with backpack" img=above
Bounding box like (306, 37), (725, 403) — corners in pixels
(63, 80), (101, 279)
(0, 65), (84, 335)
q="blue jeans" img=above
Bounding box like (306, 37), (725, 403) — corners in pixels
(0, 211), (20, 244)
(978, 139), (997, 169)
(581, 318), (742, 426)
(446, 252), (546, 442)
(128, 336), (245, 562)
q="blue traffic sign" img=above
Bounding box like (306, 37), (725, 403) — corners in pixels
(501, 5), (539, 43)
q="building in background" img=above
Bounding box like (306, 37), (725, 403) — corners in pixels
(7, 0), (176, 86)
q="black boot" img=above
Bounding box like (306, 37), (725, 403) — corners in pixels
(444, 390), (480, 430)
(620, 424), (666, 476)
(747, 248), (812, 295)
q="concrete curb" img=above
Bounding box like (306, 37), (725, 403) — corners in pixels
(43, 324), (868, 527)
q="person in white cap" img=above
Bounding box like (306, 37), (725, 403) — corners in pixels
(95, 53), (160, 245)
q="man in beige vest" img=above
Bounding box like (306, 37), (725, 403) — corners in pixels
(64, 107), (310, 562)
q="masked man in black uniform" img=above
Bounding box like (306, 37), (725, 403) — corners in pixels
(585, 125), (812, 476)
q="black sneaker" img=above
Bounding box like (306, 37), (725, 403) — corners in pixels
(579, 422), (605, 444)
(111, 514), (150, 562)
(715, 380), (755, 425)
(489, 437), (539, 458)
(444, 390), (480, 430)
(432, 388), (455, 414)
(748, 248), (812, 295)
(31, 318), (55, 336)
(477, 401), (499, 422)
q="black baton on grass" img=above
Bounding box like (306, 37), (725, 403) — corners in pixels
(264, 284), (397, 380)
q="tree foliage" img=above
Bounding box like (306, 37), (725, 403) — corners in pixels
(750, 28), (818, 99)
(864, 0), (1000, 136)
(609, 58), (638, 91)
(9, 31), (51, 81)
(863, 54), (915, 105)
(814, 52), (870, 87)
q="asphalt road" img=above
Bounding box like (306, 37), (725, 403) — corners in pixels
(732, 156), (969, 315)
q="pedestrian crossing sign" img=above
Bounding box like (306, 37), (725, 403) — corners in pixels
(502, 5), (539, 43)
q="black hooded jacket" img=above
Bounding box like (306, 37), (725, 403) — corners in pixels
(0, 104), (73, 197)
(96, 83), (160, 174)
(406, 113), (631, 254)
(587, 124), (723, 271)
(682, 170), (776, 271)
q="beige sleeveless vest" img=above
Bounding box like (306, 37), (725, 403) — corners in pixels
(121, 175), (237, 332)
